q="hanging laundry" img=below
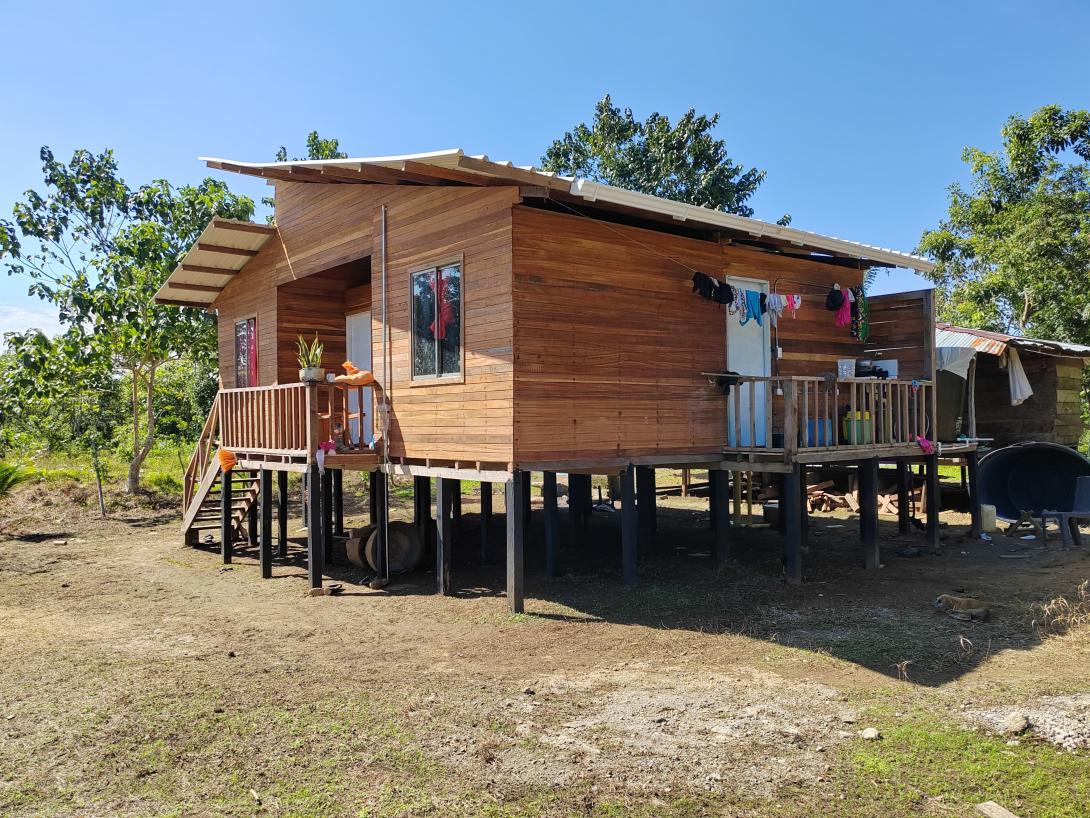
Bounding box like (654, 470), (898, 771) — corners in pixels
(731, 285), (746, 316)
(856, 287), (869, 341)
(739, 289), (764, 327)
(767, 293), (787, 326)
(759, 292), (768, 315)
(691, 272), (717, 300)
(825, 284), (845, 312)
(835, 288), (852, 328)
(714, 280), (734, 306)
(786, 294), (802, 318)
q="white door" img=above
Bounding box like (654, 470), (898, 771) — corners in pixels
(725, 276), (771, 446)
(345, 311), (373, 446)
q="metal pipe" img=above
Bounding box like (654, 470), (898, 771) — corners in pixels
(380, 204), (390, 580)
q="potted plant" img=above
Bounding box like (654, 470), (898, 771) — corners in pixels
(297, 334), (325, 382)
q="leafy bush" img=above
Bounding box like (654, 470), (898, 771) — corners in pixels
(0, 462), (30, 499)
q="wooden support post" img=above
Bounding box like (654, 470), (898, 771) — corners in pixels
(306, 464), (323, 589)
(480, 481), (493, 564)
(332, 469), (345, 538)
(680, 467), (691, 497)
(620, 465), (638, 586)
(967, 449), (983, 539)
(368, 470), (378, 525)
(372, 471), (388, 579)
(858, 458), (879, 569)
(436, 478), (453, 595)
(260, 469), (273, 579)
(896, 460), (910, 535)
(506, 472), (525, 613)
(732, 469), (743, 527)
(926, 453), (941, 551)
(247, 489), (258, 546)
(221, 468), (233, 564)
(712, 468), (731, 566)
(413, 475), (431, 532)
(452, 479), (462, 526)
(709, 469), (719, 530)
(277, 469), (288, 558)
(321, 468), (334, 563)
(799, 466), (809, 547)
(543, 471), (558, 577)
(783, 465), (803, 584)
(520, 470), (532, 524)
(636, 465), (655, 550)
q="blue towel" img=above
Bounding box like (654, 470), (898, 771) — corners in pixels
(739, 289), (763, 327)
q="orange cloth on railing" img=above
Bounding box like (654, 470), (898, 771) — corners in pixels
(336, 360), (376, 386)
(218, 448), (237, 472)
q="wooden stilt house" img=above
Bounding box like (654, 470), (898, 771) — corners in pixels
(156, 149), (979, 608)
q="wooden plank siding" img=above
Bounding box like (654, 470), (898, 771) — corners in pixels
(863, 290), (936, 381)
(372, 186), (521, 464)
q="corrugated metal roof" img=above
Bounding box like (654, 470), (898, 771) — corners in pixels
(935, 323), (1090, 357)
(197, 148), (935, 273)
(154, 218), (275, 307)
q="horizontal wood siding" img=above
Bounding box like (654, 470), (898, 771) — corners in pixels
(511, 207), (726, 462)
(214, 251), (279, 387)
(373, 187), (520, 464)
(976, 352), (1087, 447)
(863, 290), (935, 381)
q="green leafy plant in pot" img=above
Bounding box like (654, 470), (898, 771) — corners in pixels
(297, 334), (325, 382)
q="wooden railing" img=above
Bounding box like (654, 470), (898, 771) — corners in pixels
(720, 375), (933, 461)
(183, 391), (221, 517)
(217, 382), (375, 461)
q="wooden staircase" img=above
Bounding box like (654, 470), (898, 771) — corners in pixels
(181, 393), (259, 546)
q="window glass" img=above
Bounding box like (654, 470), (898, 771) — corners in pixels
(438, 264), (461, 376)
(234, 318), (257, 387)
(411, 269), (436, 378)
(411, 263), (462, 379)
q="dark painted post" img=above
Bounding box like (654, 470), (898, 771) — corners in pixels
(413, 476), (431, 534)
(277, 470), (289, 558)
(321, 469), (334, 562)
(925, 453), (941, 551)
(636, 465), (655, 550)
(783, 465), (803, 584)
(368, 470), (378, 525)
(479, 482), (493, 564)
(247, 491), (258, 546)
(567, 473), (581, 551)
(506, 472), (525, 613)
(220, 468), (233, 564)
(712, 468), (731, 565)
(543, 471), (558, 577)
(332, 469), (345, 538)
(966, 449), (983, 539)
(708, 469), (719, 530)
(896, 460), (910, 534)
(259, 469), (273, 579)
(858, 458), (879, 569)
(306, 463), (324, 589)
(620, 465), (638, 586)
(451, 479), (462, 527)
(520, 471), (532, 525)
(436, 478), (453, 595)
(373, 471), (388, 579)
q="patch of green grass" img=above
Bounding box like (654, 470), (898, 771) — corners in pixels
(836, 710), (1090, 817)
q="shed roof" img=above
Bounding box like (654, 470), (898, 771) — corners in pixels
(198, 149), (934, 272)
(153, 218), (275, 307)
(935, 322), (1090, 358)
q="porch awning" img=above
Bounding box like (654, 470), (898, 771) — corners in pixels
(153, 218), (275, 308)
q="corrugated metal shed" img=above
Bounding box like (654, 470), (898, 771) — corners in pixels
(936, 323), (1090, 358)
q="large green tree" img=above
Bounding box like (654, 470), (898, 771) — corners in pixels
(541, 95), (783, 221)
(918, 105), (1090, 341)
(0, 147), (254, 493)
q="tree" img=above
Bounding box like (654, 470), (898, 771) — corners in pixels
(541, 95), (785, 221)
(0, 147), (254, 493)
(918, 105), (1090, 341)
(263, 131), (347, 215)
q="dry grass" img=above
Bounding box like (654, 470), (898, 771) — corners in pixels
(1033, 580), (1090, 634)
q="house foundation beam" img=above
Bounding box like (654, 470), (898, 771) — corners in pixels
(926, 454), (941, 550)
(277, 470), (289, 558)
(260, 469), (273, 579)
(620, 465), (638, 585)
(896, 460), (911, 534)
(543, 471), (559, 577)
(372, 471), (388, 579)
(783, 465), (803, 584)
(858, 458), (879, 569)
(306, 464), (324, 588)
(712, 467), (731, 565)
(480, 481), (493, 564)
(506, 472), (525, 613)
(221, 468), (233, 564)
(321, 469), (334, 563)
(437, 477), (453, 595)
(332, 469), (345, 538)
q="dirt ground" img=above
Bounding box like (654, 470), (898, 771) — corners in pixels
(1, 473), (1089, 817)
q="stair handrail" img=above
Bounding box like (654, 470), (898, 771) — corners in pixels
(183, 392), (222, 516)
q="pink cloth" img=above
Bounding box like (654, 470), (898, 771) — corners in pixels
(835, 293), (852, 327)
(915, 436), (934, 455)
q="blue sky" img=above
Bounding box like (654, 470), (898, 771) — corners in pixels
(2, 0), (1088, 335)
